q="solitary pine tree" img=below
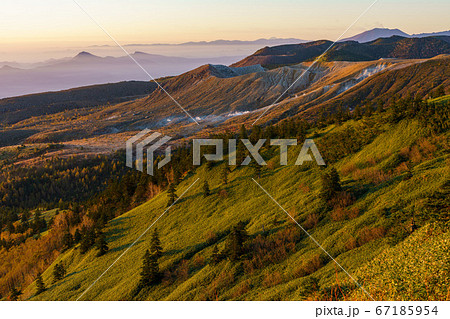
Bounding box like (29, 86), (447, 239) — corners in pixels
(52, 263), (66, 283)
(35, 272), (46, 295)
(228, 222), (248, 261)
(320, 168), (342, 202)
(150, 229), (163, 259)
(139, 250), (160, 288)
(96, 232), (109, 257)
(329, 168), (341, 191)
(203, 180), (211, 197)
(52, 264), (60, 283)
(167, 183), (178, 207)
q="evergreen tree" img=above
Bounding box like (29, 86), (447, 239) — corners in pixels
(80, 227), (96, 254)
(10, 286), (21, 301)
(32, 211), (46, 234)
(166, 183), (178, 207)
(376, 99), (385, 113)
(150, 228), (163, 259)
(249, 125), (262, 143)
(20, 212), (30, 230)
(329, 168), (342, 192)
(53, 264), (60, 283)
(227, 222), (248, 261)
(74, 228), (82, 244)
(236, 125), (249, 164)
(7, 221), (15, 234)
(210, 245), (221, 265)
(35, 272), (46, 295)
(71, 204), (82, 225)
(365, 104), (375, 117)
(320, 168), (342, 202)
(62, 231), (74, 251)
(353, 106), (362, 119)
(139, 250), (160, 288)
(96, 232), (109, 257)
(52, 263), (66, 282)
(435, 85), (445, 98)
(250, 161), (262, 179)
(221, 165), (230, 185)
(239, 124), (248, 139)
(203, 180), (211, 197)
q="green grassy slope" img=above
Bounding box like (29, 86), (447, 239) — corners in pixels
(25, 117), (449, 301)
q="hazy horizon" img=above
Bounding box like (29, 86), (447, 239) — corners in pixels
(2, 0), (449, 62)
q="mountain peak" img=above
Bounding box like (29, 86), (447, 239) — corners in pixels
(74, 51), (99, 59)
(133, 51), (148, 55)
(342, 28), (410, 43)
(1, 65), (18, 71)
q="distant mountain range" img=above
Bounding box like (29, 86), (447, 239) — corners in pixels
(233, 36), (450, 67)
(0, 51), (242, 99)
(341, 28), (450, 43)
(2, 32), (449, 99)
(88, 38), (307, 48)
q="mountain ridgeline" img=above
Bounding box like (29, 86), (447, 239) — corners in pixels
(232, 36), (450, 68)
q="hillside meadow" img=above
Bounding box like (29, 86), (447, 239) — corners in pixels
(22, 107), (449, 301)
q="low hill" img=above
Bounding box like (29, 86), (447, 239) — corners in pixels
(0, 81), (157, 125)
(232, 36), (450, 68)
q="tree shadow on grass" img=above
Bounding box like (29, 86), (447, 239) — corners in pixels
(26, 268), (89, 300)
(106, 215), (134, 243)
(110, 239), (144, 253)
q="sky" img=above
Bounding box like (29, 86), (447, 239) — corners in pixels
(1, 0), (449, 61)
